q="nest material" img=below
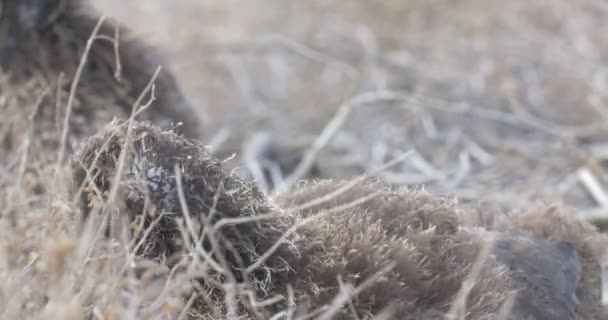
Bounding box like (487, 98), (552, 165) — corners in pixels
(73, 120), (608, 319)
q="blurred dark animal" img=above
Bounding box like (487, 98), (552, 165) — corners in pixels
(493, 234), (582, 319)
(0, 0), (202, 165)
(74, 120), (608, 319)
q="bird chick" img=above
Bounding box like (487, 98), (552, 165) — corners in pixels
(73, 120), (608, 319)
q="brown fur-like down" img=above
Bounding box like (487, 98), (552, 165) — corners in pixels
(0, 0), (202, 165)
(280, 181), (608, 320)
(73, 120), (608, 319)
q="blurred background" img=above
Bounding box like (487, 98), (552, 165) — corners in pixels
(94, 0), (608, 225)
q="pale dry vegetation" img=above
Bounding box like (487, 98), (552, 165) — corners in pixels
(2, 0), (608, 319)
(96, 0), (608, 218)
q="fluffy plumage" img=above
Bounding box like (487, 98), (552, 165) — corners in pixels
(73, 121), (608, 319)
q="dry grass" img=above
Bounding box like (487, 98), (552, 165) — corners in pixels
(2, 0), (608, 319)
(93, 0), (608, 220)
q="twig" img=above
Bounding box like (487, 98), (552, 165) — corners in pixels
(577, 167), (608, 208)
(504, 84), (602, 138)
(275, 91), (412, 194)
(243, 132), (274, 193)
(285, 150), (414, 215)
(55, 17), (106, 181)
(17, 87), (50, 189)
(246, 190), (384, 275)
(317, 262), (396, 320)
(258, 34), (357, 78)
(446, 232), (496, 320)
(106, 67), (161, 205)
(177, 292), (198, 320)
(113, 22), (122, 81)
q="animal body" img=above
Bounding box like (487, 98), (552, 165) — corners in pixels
(0, 0), (202, 166)
(73, 120), (608, 319)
